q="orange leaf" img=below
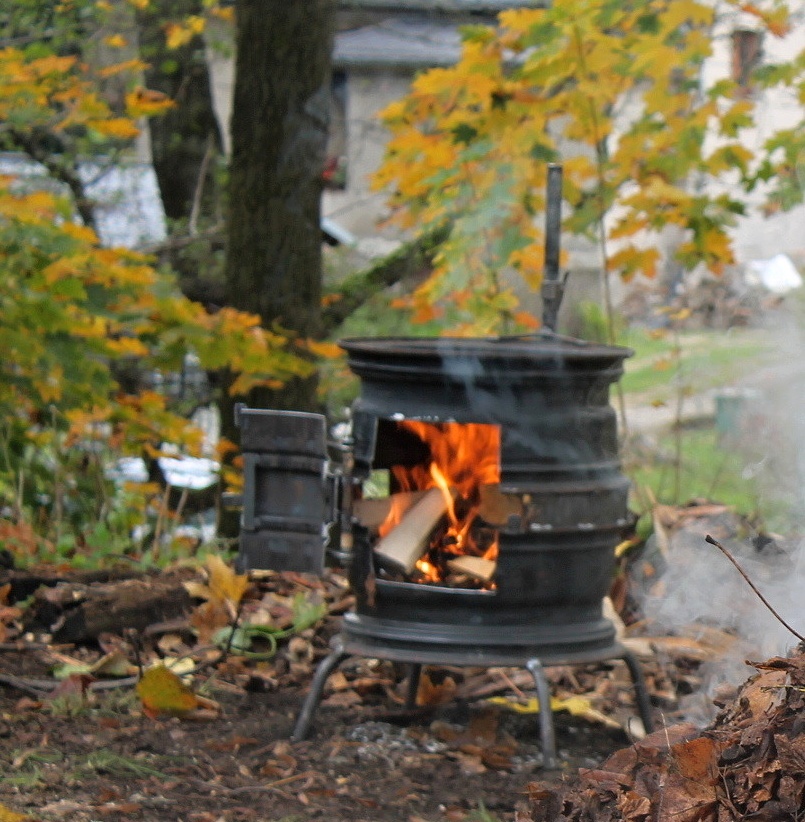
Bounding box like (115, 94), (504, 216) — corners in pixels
(416, 672), (457, 706)
(513, 311), (541, 330)
(670, 736), (717, 783)
(125, 87), (175, 118)
(304, 339), (343, 359)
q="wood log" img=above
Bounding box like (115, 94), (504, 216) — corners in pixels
(0, 567), (151, 604)
(25, 569), (196, 644)
(373, 486), (454, 574)
(353, 490), (427, 532)
(446, 555), (496, 583)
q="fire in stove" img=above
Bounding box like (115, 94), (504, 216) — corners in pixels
(355, 421), (501, 587)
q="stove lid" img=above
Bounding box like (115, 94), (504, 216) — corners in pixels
(339, 333), (633, 379)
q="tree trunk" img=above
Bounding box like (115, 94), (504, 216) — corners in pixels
(224, 0), (333, 414)
(218, 1), (333, 539)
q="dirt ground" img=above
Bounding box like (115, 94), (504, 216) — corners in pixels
(0, 631), (641, 822)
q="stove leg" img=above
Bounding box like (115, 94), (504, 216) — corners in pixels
(620, 649), (654, 735)
(525, 658), (557, 769)
(291, 639), (349, 742)
(405, 664), (422, 709)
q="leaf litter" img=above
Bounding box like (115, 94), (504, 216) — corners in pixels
(0, 501), (804, 820)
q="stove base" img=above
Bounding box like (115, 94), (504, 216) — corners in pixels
(339, 610), (619, 663)
(291, 620), (654, 769)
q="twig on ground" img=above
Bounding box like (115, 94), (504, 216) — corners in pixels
(0, 673), (140, 696)
(0, 642), (52, 651)
(0, 673), (55, 695)
(705, 534), (805, 644)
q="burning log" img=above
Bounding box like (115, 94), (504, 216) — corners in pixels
(446, 555), (496, 583)
(373, 486), (456, 574)
(353, 490), (427, 531)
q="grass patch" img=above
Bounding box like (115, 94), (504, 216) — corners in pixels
(624, 425), (790, 529)
(1, 748), (63, 789)
(78, 750), (170, 780)
(619, 328), (772, 399)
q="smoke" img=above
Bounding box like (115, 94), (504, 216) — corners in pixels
(637, 308), (805, 725)
(638, 522), (804, 723)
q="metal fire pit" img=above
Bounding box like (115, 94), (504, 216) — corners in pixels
(237, 332), (654, 768)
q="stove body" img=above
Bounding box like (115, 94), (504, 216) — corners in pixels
(339, 335), (631, 661)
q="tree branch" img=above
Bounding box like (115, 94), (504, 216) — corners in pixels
(321, 223), (448, 333)
(6, 127), (98, 232)
(705, 534), (805, 644)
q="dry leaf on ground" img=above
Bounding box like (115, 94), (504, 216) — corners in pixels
(136, 664), (220, 719)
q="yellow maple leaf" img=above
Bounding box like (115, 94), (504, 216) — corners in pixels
(211, 6), (234, 22)
(88, 117), (140, 140)
(106, 337), (150, 357)
(487, 695), (622, 729)
(207, 554), (249, 605)
(136, 665), (203, 718)
(185, 555), (249, 608)
(60, 222), (98, 244)
(98, 58), (149, 79)
(165, 16), (205, 49)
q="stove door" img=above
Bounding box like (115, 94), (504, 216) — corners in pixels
(237, 407), (329, 574)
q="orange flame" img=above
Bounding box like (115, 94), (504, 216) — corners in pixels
(392, 421), (499, 492)
(384, 420), (501, 580)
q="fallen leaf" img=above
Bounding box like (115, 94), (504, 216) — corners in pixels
(206, 735), (258, 752)
(94, 803), (142, 816)
(452, 750), (486, 774)
(480, 744), (516, 770)
(136, 664), (219, 719)
(416, 671), (457, 706)
(185, 555), (249, 608)
(47, 674), (93, 702)
(190, 599), (233, 643)
(321, 690), (362, 708)
(487, 694), (623, 729)
(0, 805), (36, 822)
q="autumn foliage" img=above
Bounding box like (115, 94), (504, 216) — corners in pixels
(0, 37), (310, 560)
(373, 0), (799, 334)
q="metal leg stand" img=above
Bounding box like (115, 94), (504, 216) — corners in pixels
(526, 658), (557, 769)
(620, 649), (654, 735)
(292, 639), (349, 742)
(405, 663), (422, 709)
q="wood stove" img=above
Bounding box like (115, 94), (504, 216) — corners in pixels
(236, 332), (654, 767)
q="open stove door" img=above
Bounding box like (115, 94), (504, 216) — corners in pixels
(236, 406), (333, 575)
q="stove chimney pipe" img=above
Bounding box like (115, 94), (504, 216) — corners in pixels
(541, 163), (565, 332)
